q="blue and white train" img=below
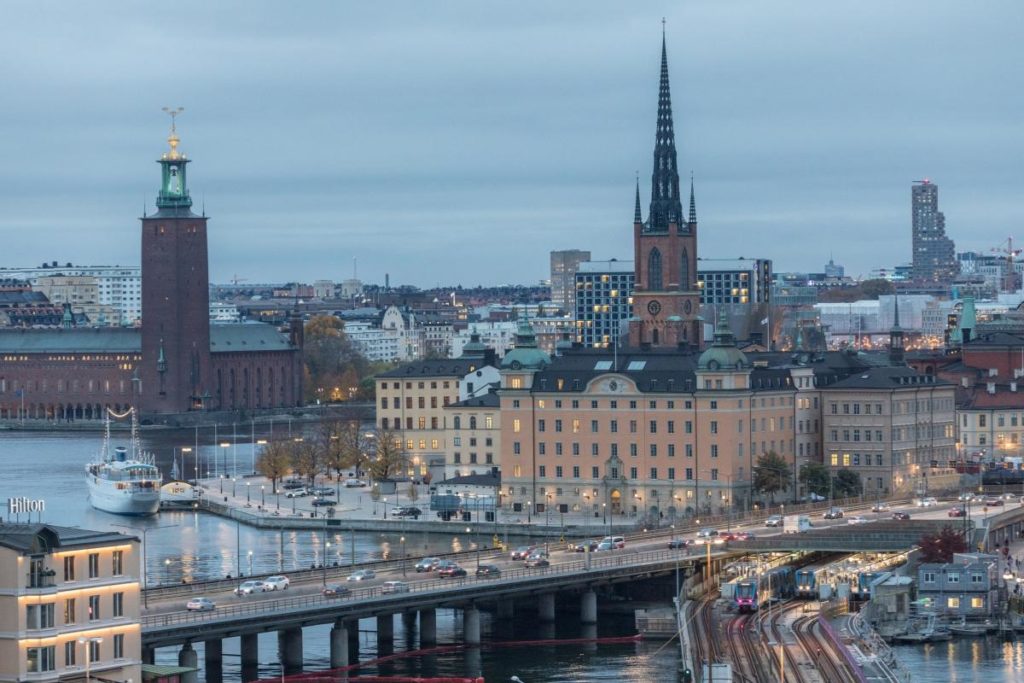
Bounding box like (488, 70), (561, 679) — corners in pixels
(733, 566), (795, 612)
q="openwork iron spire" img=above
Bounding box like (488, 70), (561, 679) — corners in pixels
(634, 176), (642, 223)
(648, 31), (683, 233)
(688, 173), (697, 225)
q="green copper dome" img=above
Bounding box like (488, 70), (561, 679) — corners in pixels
(501, 319), (551, 370)
(697, 310), (749, 371)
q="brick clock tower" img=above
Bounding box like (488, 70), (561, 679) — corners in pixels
(139, 115), (213, 414)
(628, 34), (702, 351)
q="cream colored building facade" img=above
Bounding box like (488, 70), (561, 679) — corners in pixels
(0, 523), (141, 683)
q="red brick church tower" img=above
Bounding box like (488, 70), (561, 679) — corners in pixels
(628, 33), (702, 350)
(139, 114), (213, 413)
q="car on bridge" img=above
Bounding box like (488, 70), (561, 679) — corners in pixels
(285, 488), (310, 498)
(823, 508), (844, 519)
(723, 531), (755, 541)
(847, 515), (870, 525)
(570, 539), (600, 552)
(263, 575), (290, 590)
(696, 528), (719, 540)
(958, 492), (977, 502)
(891, 511), (911, 521)
(347, 569), (376, 581)
(871, 502), (890, 513)
(948, 506), (967, 517)
(667, 538), (692, 549)
(186, 597), (216, 611)
(764, 515), (783, 527)
(476, 564), (501, 578)
(525, 555), (550, 568)
(510, 545), (537, 560)
(916, 497), (939, 507)
(322, 583), (351, 598)
(382, 581), (410, 594)
(438, 563), (468, 578)
(311, 498), (334, 507)
(984, 498), (1004, 507)
(234, 580), (268, 595)
(415, 557), (442, 572)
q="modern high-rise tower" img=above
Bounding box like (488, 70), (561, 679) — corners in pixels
(911, 179), (959, 284)
(628, 32), (702, 350)
(550, 249), (591, 313)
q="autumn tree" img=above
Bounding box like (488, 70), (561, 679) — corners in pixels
(256, 440), (294, 491)
(303, 314), (369, 403)
(291, 438), (324, 484)
(753, 451), (793, 504)
(799, 463), (830, 498)
(366, 426), (409, 482)
(918, 526), (968, 563)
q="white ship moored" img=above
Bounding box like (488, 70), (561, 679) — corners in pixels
(86, 409), (162, 516)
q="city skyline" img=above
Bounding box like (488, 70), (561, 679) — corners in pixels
(2, 2), (1021, 287)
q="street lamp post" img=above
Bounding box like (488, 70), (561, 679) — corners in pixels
(247, 551), (253, 577)
(261, 485), (266, 508)
(79, 636), (103, 683)
(246, 482), (251, 505)
(113, 524), (178, 608)
(401, 536), (407, 577)
(232, 477), (237, 497)
(527, 500), (532, 524)
(323, 542), (331, 586)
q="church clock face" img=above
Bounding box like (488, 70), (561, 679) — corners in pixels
(647, 300), (662, 316)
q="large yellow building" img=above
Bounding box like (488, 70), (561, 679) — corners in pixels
(0, 523), (141, 683)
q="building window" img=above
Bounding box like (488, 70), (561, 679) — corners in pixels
(668, 444), (675, 457)
(948, 573), (959, 584)
(610, 420), (618, 433)
(630, 467), (638, 479)
(650, 467), (658, 479)
(711, 468), (719, 481)
(685, 421), (693, 434)
(947, 597), (960, 609)
(114, 633), (125, 658)
(65, 641), (77, 666)
(538, 420), (546, 432)
(89, 595), (100, 621)
(710, 421), (718, 434)
(650, 420), (658, 434)
(971, 597), (985, 609)
(64, 598), (76, 625)
(686, 468), (693, 480)
(512, 419), (521, 433)
(573, 466), (580, 478)
(556, 466), (563, 478)
(513, 442), (521, 455)
(711, 445), (718, 458)
(26, 646), (57, 672)
(668, 467), (675, 480)
(538, 443), (546, 455)
(592, 466), (600, 477)
(112, 550), (124, 576)
(26, 603), (55, 629)
(113, 591), (124, 618)
(64, 556), (75, 582)
(539, 466), (546, 477)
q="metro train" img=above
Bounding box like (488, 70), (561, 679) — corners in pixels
(733, 566), (795, 612)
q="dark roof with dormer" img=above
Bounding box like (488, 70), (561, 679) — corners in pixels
(448, 391), (500, 409)
(827, 366), (951, 391)
(0, 523), (135, 554)
(0, 323), (294, 354)
(378, 358), (488, 379)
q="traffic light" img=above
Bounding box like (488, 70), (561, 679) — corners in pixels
(682, 667), (692, 683)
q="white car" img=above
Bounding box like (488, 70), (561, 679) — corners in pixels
(381, 580), (410, 594)
(263, 575), (290, 590)
(347, 569), (376, 581)
(344, 479), (367, 488)
(234, 580), (267, 595)
(916, 497), (938, 508)
(185, 597), (215, 611)
(847, 515), (870, 525)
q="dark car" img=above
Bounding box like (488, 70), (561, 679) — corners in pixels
(724, 531), (754, 541)
(891, 511), (911, 521)
(667, 538), (692, 549)
(311, 498), (334, 507)
(476, 564), (501, 578)
(438, 564), (468, 578)
(948, 506), (966, 517)
(570, 540), (599, 552)
(985, 498), (1004, 507)
(823, 508), (844, 520)
(393, 507), (422, 518)
(510, 546), (536, 560)
(322, 583), (351, 598)
(414, 557), (441, 572)
(525, 555), (550, 568)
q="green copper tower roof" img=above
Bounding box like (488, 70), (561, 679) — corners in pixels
(155, 109), (193, 213)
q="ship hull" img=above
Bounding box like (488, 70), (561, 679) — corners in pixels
(86, 478), (161, 516)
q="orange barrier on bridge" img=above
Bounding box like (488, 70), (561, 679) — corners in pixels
(254, 633), (643, 683)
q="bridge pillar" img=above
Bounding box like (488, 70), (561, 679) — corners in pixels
(204, 638), (223, 683)
(178, 643), (198, 683)
(496, 599), (514, 619)
(240, 633), (259, 682)
(538, 592), (556, 622)
(402, 610), (417, 637)
(348, 620), (361, 664)
(330, 620), (349, 669)
(582, 623), (598, 652)
(420, 608), (437, 646)
(580, 590), (597, 624)
(464, 606), (481, 645)
(377, 614), (394, 655)
(278, 627), (303, 674)
(142, 646), (155, 665)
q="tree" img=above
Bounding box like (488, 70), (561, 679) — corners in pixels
(832, 469), (863, 498)
(407, 482), (419, 502)
(860, 278), (895, 300)
(799, 463), (830, 498)
(366, 426), (409, 482)
(918, 526), (968, 563)
(753, 452), (793, 504)
(256, 440), (293, 492)
(291, 438), (324, 484)
(303, 315), (369, 403)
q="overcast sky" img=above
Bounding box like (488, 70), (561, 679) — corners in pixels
(2, 2), (1021, 287)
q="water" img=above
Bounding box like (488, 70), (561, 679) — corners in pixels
(3, 428), (1022, 681)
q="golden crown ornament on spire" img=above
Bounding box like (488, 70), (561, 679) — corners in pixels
(161, 106), (185, 160)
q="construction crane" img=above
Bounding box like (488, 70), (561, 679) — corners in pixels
(989, 237), (1021, 293)
(230, 274), (249, 286)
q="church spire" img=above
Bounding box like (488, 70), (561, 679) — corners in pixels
(688, 173), (697, 225)
(647, 27), (683, 233)
(634, 175), (642, 223)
